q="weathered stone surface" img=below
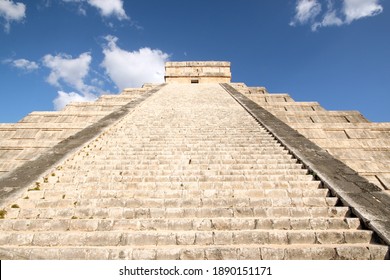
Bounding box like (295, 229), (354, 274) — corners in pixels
(0, 64), (388, 260)
(165, 61), (231, 84)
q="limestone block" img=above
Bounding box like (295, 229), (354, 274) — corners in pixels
(211, 219), (231, 230)
(261, 247), (285, 260)
(69, 220), (99, 231)
(156, 248), (181, 260)
(230, 219), (256, 230)
(193, 219), (213, 230)
(344, 129), (375, 139)
(195, 232), (213, 245)
(269, 231), (288, 244)
(316, 232), (344, 244)
(368, 245), (390, 260)
(325, 130), (349, 139)
(59, 248), (88, 260)
(298, 129), (328, 139)
(180, 249), (204, 260)
(168, 219), (193, 230)
(309, 247), (336, 260)
(176, 233), (195, 245)
(132, 249), (156, 260)
(290, 219), (311, 230)
(88, 249), (110, 260)
(0, 220), (13, 231)
(32, 233), (60, 246)
(84, 232), (121, 246)
(310, 218), (329, 230)
(272, 219), (291, 230)
(285, 248), (313, 260)
(157, 233), (176, 246)
(214, 232), (233, 245)
(344, 231), (372, 243)
(336, 246), (370, 260)
(233, 207), (254, 217)
(233, 231), (269, 245)
(205, 248), (235, 260)
(96, 220), (114, 231)
(30, 248), (60, 260)
(238, 248), (261, 260)
(10, 220), (30, 231)
(288, 231), (316, 244)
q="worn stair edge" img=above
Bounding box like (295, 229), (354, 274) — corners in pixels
(221, 83), (390, 246)
(0, 244), (388, 260)
(0, 84), (166, 207)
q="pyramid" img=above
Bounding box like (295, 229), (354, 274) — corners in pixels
(0, 61), (389, 259)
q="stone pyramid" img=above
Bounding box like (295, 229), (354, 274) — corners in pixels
(0, 61), (389, 259)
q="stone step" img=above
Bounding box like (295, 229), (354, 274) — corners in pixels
(9, 206), (350, 220)
(36, 188), (328, 200)
(88, 145), (287, 150)
(55, 169), (309, 177)
(39, 180), (323, 191)
(89, 148), (288, 154)
(66, 157), (300, 165)
(15, 196), (337, 209)
(71, 162), (303, 171)
(0, 217), (362, 232)
(54, 174), (316, 184)
(80, 154), (297, 161)
(80, 142), (282, 149)
(73, 162), (306, 170)
(50, 171), (313, 185)
(98, 141), (283, 145)
(103, 136), (279, 141)
(19, 188), (329, 203)
(68, 158), (299, 166)
(0, 230), (375, 247)
(0, 244), (388, 260)
(83, 142), (284, 148)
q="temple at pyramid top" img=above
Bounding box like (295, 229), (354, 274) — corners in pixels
(165, 61), (231, 83)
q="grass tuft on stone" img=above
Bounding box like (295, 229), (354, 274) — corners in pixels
(0, 209), (7, 219)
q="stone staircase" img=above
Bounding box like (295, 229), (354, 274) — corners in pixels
(0, 84), (388, 259)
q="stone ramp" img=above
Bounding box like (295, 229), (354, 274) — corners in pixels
(0, 84), (388, 259)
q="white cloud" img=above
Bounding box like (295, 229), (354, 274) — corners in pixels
(62, 0), (128, 20)
(0, 0), (26, 32)
(87, 0), (128, 20)
(101, 35), (169, 89)
(291, 0), (383, 31)
(42, 52), (93, 93)
(343, 0), (383, 23)
(311, 1), (344, 31)
(321, 10), (344, 27)
(11, 58), (39, 71)
(53, 90), (96, 110)
(290, 0), (321, 25)
(42, 52), (100, 110)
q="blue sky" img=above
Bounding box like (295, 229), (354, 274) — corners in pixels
(0, 0), (389, 123)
